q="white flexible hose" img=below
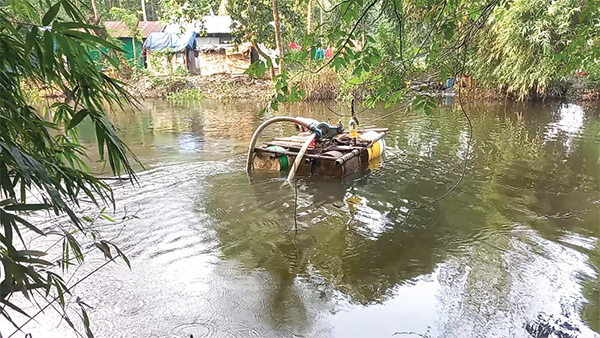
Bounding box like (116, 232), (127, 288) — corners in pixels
(285, 133), (316, 183)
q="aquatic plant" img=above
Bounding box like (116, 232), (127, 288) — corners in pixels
(167, 88), (204, 101)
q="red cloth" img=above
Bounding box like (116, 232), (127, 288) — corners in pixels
(325, 48), (333, 58)
(289, 42), (302, 51)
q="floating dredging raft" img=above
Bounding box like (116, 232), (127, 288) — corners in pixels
(246, 116), (387, 179)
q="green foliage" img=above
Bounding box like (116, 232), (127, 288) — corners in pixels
(110, 7), (142, 71)
(469, 0), (600, 98)
(146, 49), (178, 75)
(150, 76), (166, 88)
(244, 0), (598, 112)
(229, 0), (277, 47)
(160, 0), (219, 23)
(20, 83), (42, 103)
(173, 64), (190, 76)
(0, 0), (137, 334)
(166, 88), (204, 101)
(109, 7), (141, 39)
(228, 0), (311, 58)
(411, 94), (437, 115)
(73, 0), (162, 22)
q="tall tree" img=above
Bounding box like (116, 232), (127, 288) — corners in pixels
(271, 0), (284, 72)
(141, 0), (148, 20)
(111, 7), (141, 68)
(306, 0), (312, 34)
(91, 0), (100, 23)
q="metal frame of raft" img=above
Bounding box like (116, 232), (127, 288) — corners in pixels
(246, 116), (388, 181)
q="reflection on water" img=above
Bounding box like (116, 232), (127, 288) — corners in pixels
(5, 100), (599, 337)
(545, 104), (586, 152)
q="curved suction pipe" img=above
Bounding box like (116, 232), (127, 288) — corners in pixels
(246, 116), (317, 173)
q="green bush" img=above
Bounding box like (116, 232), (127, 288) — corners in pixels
(150, 76), (166, 88)
(173, 65), (189, 76)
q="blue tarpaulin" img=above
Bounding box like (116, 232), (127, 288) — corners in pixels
(170, 30), (196, 51)
(143, 29), (196, 52)
(143, 32), (172, 51)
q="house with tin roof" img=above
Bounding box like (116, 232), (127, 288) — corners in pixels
(104, 20), (165, 67)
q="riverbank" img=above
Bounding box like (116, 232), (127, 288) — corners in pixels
(31, 72), (598, 105)
(459, 79), (600, 103)
(125, 74), (274, 101)
(124, 70), (351, 102)
(125, 73), (598, 104)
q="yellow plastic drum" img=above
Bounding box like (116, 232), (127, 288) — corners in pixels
(361, 131), (386, 160)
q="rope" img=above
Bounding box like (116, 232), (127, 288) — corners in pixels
(323, 101), (352, 117)
(293, 178), (299, 231)
(322, 99), (371, 119)
(393, 331), (430, 338)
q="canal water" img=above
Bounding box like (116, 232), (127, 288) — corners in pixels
(9, 99), (600, 337)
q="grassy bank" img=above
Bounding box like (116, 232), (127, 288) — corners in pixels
(125, 74), (274, 101)
(28, 71), (599, 104)
(125, 70), (362, 103)
(459, 75), (600, 102)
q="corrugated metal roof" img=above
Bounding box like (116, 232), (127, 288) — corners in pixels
(139, 21), (166, 37)
(104, 21), (165, 38)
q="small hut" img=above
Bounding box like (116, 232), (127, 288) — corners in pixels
(144, 24), (198, 74)
(197, 42), (254, 76)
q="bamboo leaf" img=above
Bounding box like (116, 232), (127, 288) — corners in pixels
(25, 26), (38, 54)
(42, 2), (61, 26)
(0, 299), (32, 319)
(101, 214), (114, 222)
(0, 210), (45, 236)
(52, 22), (98, 31)
(43, 30), (54, 73)
(4, 203), (52, 211)
(15, 250), (47, 257)
(67, 109), (88, 130)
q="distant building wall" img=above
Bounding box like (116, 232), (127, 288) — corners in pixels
(88, 38), (143, 69)
(196, 33), (234, 47)
(196, 37), (220, 46)
(118, 38), (144, 68)
(197, 45), (252, 76)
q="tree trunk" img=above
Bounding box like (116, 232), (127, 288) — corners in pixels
(132, 38), (138, 69)
(218, 0), (228, 15)
(90, 0), (99, 24)
(141, 0), (148, 21)
(252, 42), (276, 80)
(320, 5), (323, 43)
(307, 0), (312, 34)
(271, 0), (284, 73)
